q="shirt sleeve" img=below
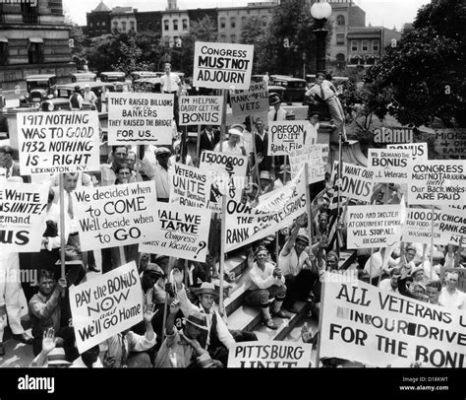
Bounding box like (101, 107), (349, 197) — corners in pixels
(177, 285), (199, 317)
(29, 289), (60, 320)
(249, 265), (279, 289)
(126, 330), (156, 352)
(215, 311), (236, 350)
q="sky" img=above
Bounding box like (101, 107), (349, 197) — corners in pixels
(63, 0), (431, 30)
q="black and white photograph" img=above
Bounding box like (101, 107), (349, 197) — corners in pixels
(0, 0), (465, 397)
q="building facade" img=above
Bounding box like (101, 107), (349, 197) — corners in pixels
(0, 0), (74, 91)
(86, 1), (111, 37)
(346, 26), (401, 67)
(110, 7), (137, 34)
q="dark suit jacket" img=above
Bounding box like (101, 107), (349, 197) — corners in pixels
(199, 129), (220, 155)
(0, 115), (8, 139)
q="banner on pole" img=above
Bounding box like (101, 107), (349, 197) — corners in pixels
(74, 182), (158, 251)
(432, 129), (466, 159)
(320, 272), (466, 367)
(407, 160), (466, 205)
(346, 204), (404, 249)
(17, 111), (100, 175)
(387, 143), (428, 161)
(228, 341), (312, 368)
(70, 261), (143, 354)
(333, 162), (375, 202)
(0, 182), (48, 252)
(107, 93), (174, 145)
(368, 148), (411, 183)
(289, 145), (326, 184)
(193, 41), (254, 90)
(403, 207), (443, 245)
(268, 121), (314, 156)
(169, 162), (212, 208)
(225, 167), (307, 252)
(139, 203), (211, 262)
(179, 96), (223, 126)
(230, 82), (269, 117)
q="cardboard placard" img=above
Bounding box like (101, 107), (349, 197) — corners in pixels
(169, 162), (212, 209)
(193, 41), (254, 90)
(228, 341), (312, 368)
(70, 261), (143, 354)
(107, 93), (174, 145)
(179, 96), (223, 126)
(289, 144), (327, 184)
(230, 81), (269, 117)
(387, 143), (428, 161)
(402, 207), (443, 245)
(346, 204), (404, 249)
(225, 167), (307, 252)
(333, 162), (375, 202)
(139, 203), (211, 262)
(320, 272), (466, 367)
(432, 129), (466, 159)
(17, 111), (100, 175)
(268, 121), (314, 156)
(74, 182), (158, 251)
(0, 182), (48, 252)
(368, 148), (411, 183)
(407, 160), (466, 205)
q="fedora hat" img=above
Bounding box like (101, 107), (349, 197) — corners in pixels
(193, 282), (218, 297)
(47, 348), (70, 366)
(269, 93), (282, 106)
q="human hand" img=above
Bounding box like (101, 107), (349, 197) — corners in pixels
(273, 267), (282, 278)
(180, 334), (206, 357)
(172, 268), (184, 289)
(143, 303), (159, 323)
(57, 278), (67, 293)
(103, 354), (116, 368)
(42, 328), (56, 354)
(169, 300), (180, 315)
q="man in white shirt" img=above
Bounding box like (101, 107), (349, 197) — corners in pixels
(160, 62), (181, 127)
(83, 84), (98, 110)
(378, 268), (401, 294)
(213, 128), (247, 155)
(267, 94), (286, 126)
(364, 248), (398, 283)
(439, 272), (466, 310)
(153, 147), (171, 202)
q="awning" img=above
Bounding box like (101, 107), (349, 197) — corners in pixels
(29, 37), (44, 43)
(0, 37), (8, 43)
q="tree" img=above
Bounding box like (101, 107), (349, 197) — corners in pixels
(365, 0), (466, 127)
(240, 16), (268, 73)
(256, 0), (331, 76)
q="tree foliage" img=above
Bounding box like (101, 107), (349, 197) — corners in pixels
(365, 0), (466, 127)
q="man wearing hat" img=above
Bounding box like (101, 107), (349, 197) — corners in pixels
(259, 170), (274, 194)
(268, 93), (286, 124)
(173, 274), (235, 365)
(155, 302), (222, 368)
(69, 85), (83, 110)
(279, 222), (318, 313)
(252, 118), (271, 173)
(214, 128), (247, 156)
(378, 267), (402, 294)
(154, 147), (172, 202)
(199, 125), (220, 156)
(83, 84), (98, 110)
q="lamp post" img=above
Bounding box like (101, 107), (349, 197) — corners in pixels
(310, 0), (332, 74)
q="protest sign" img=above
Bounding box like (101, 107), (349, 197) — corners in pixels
(437, 207), (466, 246)
(228, 341), (312, 368)
(333, 162), (375, 202)
(179, 96), (223, 126)
(403, 207), (443, 245)
(225, 167), (307, 252)
(139, 203), (211, 262)
(230, 82), (269, 117)
(346, 204), (404, 249)
(320, 272), (466, 367)
(407, 160), (466, 205)
(387, 143), (428, 161)
(432, 129), (466, 159)
(17, 111), (100, 175)
(169, 162), (211, 208)
(70, 261), (143, 354)
(0, 182), (48, 252)
(74, 181), (158, 251)
(268, 121), (314, 156)
(289, 145), (327, 184)
(107, 93), (174, 145)
(368, 148), (411, 183)
(193, 41), (254, 90)
(373, 126), (413, 144)
(199, 150), (248, 206)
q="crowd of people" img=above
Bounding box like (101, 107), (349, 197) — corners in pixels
(0, 64), (464, 369)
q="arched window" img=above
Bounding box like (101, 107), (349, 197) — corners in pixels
(336, 15), (345, 26)
(164, 20), (169, 31)
(220, 18), (226, 29)
(231, 17), (236, 29)
(173, 19), (178, 31)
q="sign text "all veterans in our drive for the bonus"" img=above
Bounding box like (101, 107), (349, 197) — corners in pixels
(193, 42), (254, 91)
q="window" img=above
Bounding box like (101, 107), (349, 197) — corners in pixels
(336, 33), (345, 45)
(113, 21), (118, 30)
(336, 15), (345, 26)
(0, 41), (8, 66)
(220, 18), (226, 29)
(351, 40), (358, 51)
(28, 42), (44, 64)
(122, 21), (127, 31)
(21, 3), (38, 24)
(90, 22), (94, 28)
(231, 17), (236, 29)
(130, 21), (135, 31)
(362, 40), (369, 51)
(220, 34), (226, 41)
(164, 20), (169, 31)
(173, 20), (178, 31)
(231, 34), (236, 42)
(372, 40), (379, 52)
(182, 19), (188, 30)
(102, 21), (106, 27)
